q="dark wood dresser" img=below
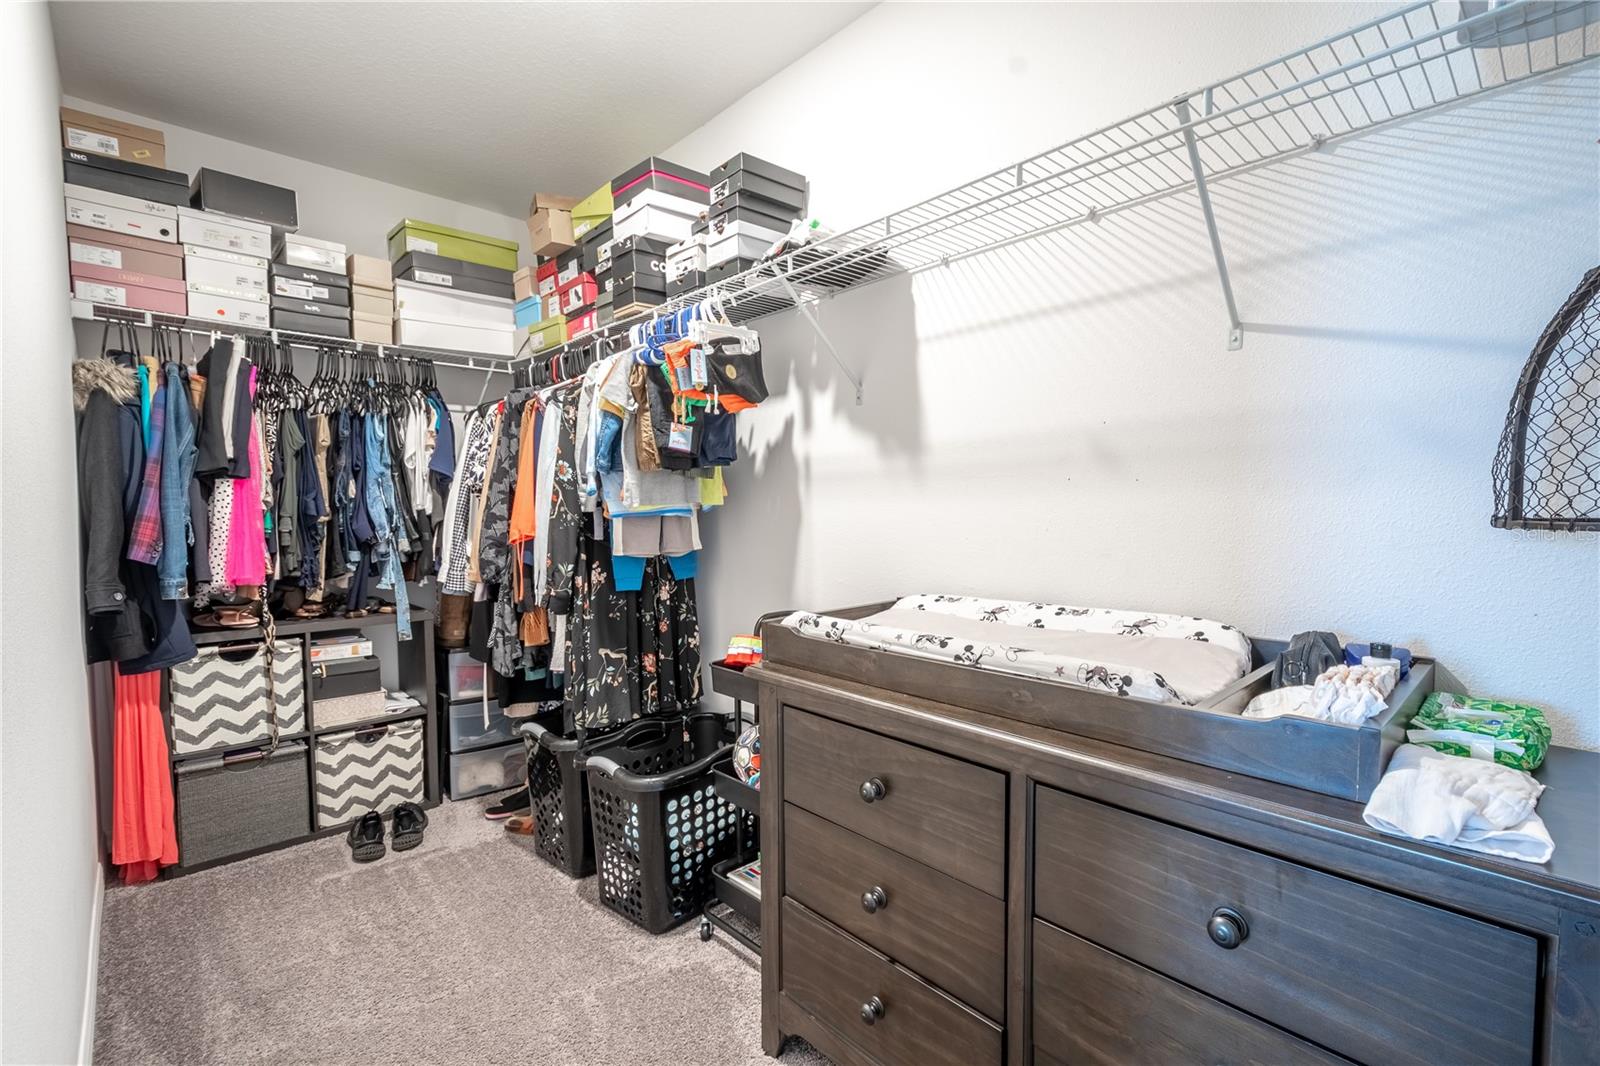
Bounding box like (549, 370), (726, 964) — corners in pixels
(755, 663), (1600, 1066)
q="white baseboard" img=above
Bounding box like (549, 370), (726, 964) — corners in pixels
(76, 861), (105, 1065)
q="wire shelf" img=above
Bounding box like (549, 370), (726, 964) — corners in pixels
(640, 0), (1599, 331)
(68, 299), (517, 375)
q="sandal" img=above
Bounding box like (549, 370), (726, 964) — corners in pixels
(391, 802), (428, 852)
(504, 815), (536, 835)
(347, 810), (386, 863)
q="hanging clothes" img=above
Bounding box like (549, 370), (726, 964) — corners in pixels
(111, 664), (179, 883)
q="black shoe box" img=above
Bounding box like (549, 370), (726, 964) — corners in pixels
(190, 167), (299, 232)
(710, 153), (806, 193)
(272, 306), (352, 339)
(269, 261), (351, 293)
(580, 219), (614, 274)
(667, 269), (705, 297)
(612, 157), (711, 206)
(709, 170), (807, 214)
(270, 293), (350, 320)
(708, 258), (760, 284)
(63, 149), (189, 206)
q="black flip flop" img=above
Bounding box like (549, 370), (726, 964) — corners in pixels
(391, 802), (428, 852)
(347, 810), (386, 863)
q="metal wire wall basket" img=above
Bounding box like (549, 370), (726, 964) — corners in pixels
(1491, 266), (1600, 531)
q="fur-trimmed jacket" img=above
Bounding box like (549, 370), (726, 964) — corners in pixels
(74, 359), (149, 663)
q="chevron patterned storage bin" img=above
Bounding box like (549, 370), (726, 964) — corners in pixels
(313, 719), (425, 829)
(168, 643), (307, 756)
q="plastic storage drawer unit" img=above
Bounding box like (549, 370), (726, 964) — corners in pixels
(445, 741), (526, 799)
(443, 698), (515, 752)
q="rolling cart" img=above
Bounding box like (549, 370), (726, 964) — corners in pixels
(699, 652), (764, 951)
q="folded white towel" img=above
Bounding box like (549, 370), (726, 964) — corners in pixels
(1362, 744), (1554, 864)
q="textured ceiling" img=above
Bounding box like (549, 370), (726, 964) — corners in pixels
(49, 1), (872, 218)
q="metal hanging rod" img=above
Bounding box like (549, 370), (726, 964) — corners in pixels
(68, 298), (516, 375)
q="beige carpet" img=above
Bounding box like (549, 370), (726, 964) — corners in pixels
(93, 794), (825, 1066)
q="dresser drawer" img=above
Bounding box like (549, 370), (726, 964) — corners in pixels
(782, 707), (1005, 896)
(785, 803), (1005, 1021)
(1033, 787), (1537, 1066)
(780, 897), (1001, 1066)
(1033, 918), (1349, 1066)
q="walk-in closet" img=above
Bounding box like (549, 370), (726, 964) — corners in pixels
(2, 2), (1598, 1064)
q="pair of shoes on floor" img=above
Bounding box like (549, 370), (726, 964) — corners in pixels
(483, 787), (530, 821)
(346, 802), (428, 863)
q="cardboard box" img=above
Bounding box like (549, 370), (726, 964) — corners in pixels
(63, 149), (188, 206)
(394, 316), (516, 357)
(350, 285), (393, 317)
(613, 204), (697, 245)
(273, 307), (352, 339)
(392, 250), (515, 299)
(514, 296), (540, 329)
(570, 182), (614, 241)
(64, 183), (177, 242)
(73, 274), (186, 315)
(275, 233), (347, 274)
(190, 168), (298, 232)
(709, 153), (807, 193)
(709, 170), (807, 213)
(272, 274), (352, 307)
(386, 219), (518, 273)
(529, 192), (581, 215)
(346, 254), (392, 290)
(514, 267), (537, 302)
(393, 278), (515, 329)
(559, 277), (599, 315)
(352, 311), (393, 344)
(60, 107), (166, 167)
(270, 261), (350, 291)
(178, 207), (272, 259)
(185, 246), (269, 302)
(188, 291), (270, 328)
(528, 204), (576, 257)
(66, 224), (183, 279)
(535, 259), (558, 294)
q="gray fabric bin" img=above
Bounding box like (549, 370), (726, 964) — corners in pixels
(175, 741), (311, 868)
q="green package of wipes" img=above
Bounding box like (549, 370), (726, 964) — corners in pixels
(1406, 692), (1552, 772)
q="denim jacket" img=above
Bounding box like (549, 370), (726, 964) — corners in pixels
(157, 363), (197, 599)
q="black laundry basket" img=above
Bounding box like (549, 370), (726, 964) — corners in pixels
(579, 711), (748, 934)
(519, 711), (614, 878)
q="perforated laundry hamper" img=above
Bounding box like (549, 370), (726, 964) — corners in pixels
(579, 712), (748, 933)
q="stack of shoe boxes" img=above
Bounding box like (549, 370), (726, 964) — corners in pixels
(527, 259), (566, 352)
(604, 157), (707, 319)
(665, 231), (708, 299)
(270, 233), (350, 338)
(706, 153), (808, 284)
(560, 182), (612, 341)
(183, 166), (299, 329)
(388, 219), (519, 356)
(346, 255), (394, 344)
(59, 108), (187, 315)
(179, 207), (272, 328)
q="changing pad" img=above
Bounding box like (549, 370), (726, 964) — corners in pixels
(781, 594), (1251, 705)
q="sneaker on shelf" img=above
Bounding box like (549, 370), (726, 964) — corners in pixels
(484, 787), (530, 820)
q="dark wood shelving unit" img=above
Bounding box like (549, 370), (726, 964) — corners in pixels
(158, 608), (440, 878)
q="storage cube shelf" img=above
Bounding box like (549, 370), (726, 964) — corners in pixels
(160, 608), (441, 876)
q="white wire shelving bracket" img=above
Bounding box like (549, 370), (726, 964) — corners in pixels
(608, 0), (1597, 359)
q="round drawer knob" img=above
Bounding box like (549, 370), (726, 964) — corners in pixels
(1207, 906), (1249, 950)
(861, 886), (888, 914)
(859, 777), (887, 803)
(859, 995), (885, 1025)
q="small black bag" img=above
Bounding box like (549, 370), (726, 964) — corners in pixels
(704, 337), (768, 406)
(1272, 630), (1343, 689)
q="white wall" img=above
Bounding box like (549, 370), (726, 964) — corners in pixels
(1, 5), (104, 1064)
(668, 2), (1600, 748)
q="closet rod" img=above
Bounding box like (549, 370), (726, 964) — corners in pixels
(68, 298), (515, 376)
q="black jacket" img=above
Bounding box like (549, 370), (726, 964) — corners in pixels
(74, 360), (148, 663)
